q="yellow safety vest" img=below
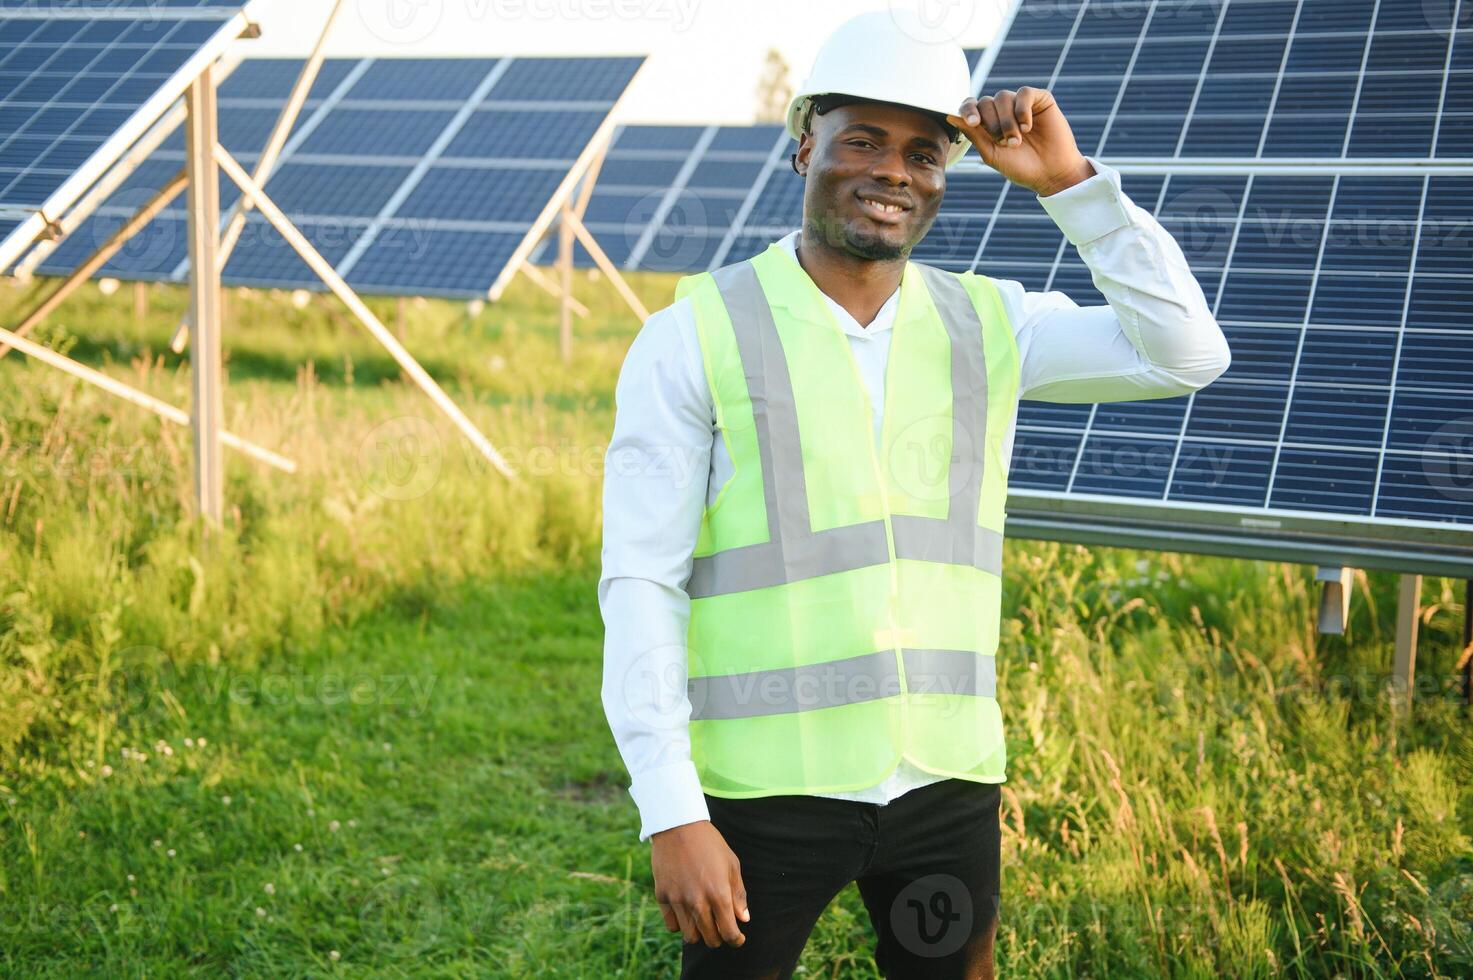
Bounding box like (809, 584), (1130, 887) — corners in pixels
(675, 242), (1021, 798)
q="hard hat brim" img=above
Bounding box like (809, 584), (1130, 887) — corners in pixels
(786, 93), (972, 167)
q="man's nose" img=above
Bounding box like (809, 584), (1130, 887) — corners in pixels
(870, 145), (911, 185)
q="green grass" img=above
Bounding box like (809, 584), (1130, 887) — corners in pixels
(1, 272), (1470, 977)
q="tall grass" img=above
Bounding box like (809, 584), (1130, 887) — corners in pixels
(0, 273), (1469, 976)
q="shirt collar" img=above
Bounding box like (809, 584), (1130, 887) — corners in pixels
(777, 230), (900, 337)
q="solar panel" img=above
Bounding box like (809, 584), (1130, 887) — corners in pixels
(975, 0), (1473, 571)
(988, 0), (1471, 160)
(34, 53), (645, 297)
(0, 1), (258, 272)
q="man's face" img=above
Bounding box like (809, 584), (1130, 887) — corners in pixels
(795, 101), (950, 262)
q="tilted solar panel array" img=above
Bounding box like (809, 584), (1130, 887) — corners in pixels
(989, 0), (1472, 159)
(539, 122), (793, 271)
(980, 0), (1473, 549)
(36, 54), (644, 297)
(0, 2), (254, 270)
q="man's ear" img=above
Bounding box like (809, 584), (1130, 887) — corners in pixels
(792, 132), (813, 177)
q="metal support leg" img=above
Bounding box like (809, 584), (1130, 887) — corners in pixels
(558, 201), (574, 364)
(1392, 573), (1421, 708)
(1462, 580), (1472, 707)
(1315, 565), (1354, 635)
(184, 69), (225, 525)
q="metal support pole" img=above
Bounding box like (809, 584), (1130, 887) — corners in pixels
(558, 200), (574, 364)
(0, 324), (294, 472)
(565, 211), (650, 322)
(171, 0), (347, 353)
(517, 261), (589, 316)
(134, 280), (148, 329)
(1462, 580), (1472, 707)
(1392, 573), (1421, 708)
(184, 69), (225, 525)
(1315, 565), (1354, 635)
(214, 145), (517, 480)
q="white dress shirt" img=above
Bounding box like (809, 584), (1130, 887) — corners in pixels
(599, 157), (1232, 842)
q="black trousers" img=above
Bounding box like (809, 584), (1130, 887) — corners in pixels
(679, 777), (1002, 980)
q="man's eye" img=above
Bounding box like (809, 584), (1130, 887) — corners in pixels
(912, 154), (937, 165)
(848, 139), (875, 149)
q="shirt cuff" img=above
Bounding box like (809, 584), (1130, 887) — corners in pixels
(1036, 155), (1133, 248)
(629, 759), (710, 842)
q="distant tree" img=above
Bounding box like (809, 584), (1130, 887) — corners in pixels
(754, 48), (792, 123)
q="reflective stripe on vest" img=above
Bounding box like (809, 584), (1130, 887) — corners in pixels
(683, 260), (1001, 600)
(689, 647), (998, 721)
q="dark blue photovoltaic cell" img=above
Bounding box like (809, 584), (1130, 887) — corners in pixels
(296, 109), (458, 157)
(1171, 442), (1273, 506)
(442, 109), (605, 161)
(639, 229), (725, 272)
(1017, 401), (1092, 429)
(658, 191), (745, 232)
(743, 171), (804, 229)
(254, 162), (411, 218)
(611, 125), (705, 151)
(1378, 454), (1473, 523)
(344, 229), (524, 295)
(343, 59), (497, 101)
(1010, 430), (1083, 490)
(1092, 397), (1190, 435)
(1185, 384), (1288, 442)
(1270, 448), (1377, 515)
(224, 216), (365, 288)
(484, 56), (642, 103)
(1297, 329), (1396, 386)
(1072, 435), (1175, 498)
(396, 166), (565, 223)
(1284, 387), (1388, 447)
(685, 158), (766, 190)
(708, 126), (785, 153)
(909, 215), (990, 271)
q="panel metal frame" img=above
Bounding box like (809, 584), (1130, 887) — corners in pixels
(0, 2), (263, 273)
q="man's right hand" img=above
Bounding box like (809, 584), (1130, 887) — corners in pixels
(651, 820), (750, 948)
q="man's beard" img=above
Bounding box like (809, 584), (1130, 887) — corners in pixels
(804, 214), (912, 261)
(841, 221), (908, 261)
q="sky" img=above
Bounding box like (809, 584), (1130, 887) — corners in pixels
(236, 0), (1014, 124)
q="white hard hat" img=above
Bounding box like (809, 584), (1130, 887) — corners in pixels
(786, 9), (975, 167)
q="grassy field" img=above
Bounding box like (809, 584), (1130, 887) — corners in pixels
(0, 270), (1470, 977)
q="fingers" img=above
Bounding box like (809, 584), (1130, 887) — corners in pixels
(965, 87), (1057, 147)
(657, 900), (680, 934)
(1014, 85), (1036, 132)
(957, 96), (981, 127)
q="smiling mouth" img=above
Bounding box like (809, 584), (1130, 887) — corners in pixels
(856, 194), (910, 224)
